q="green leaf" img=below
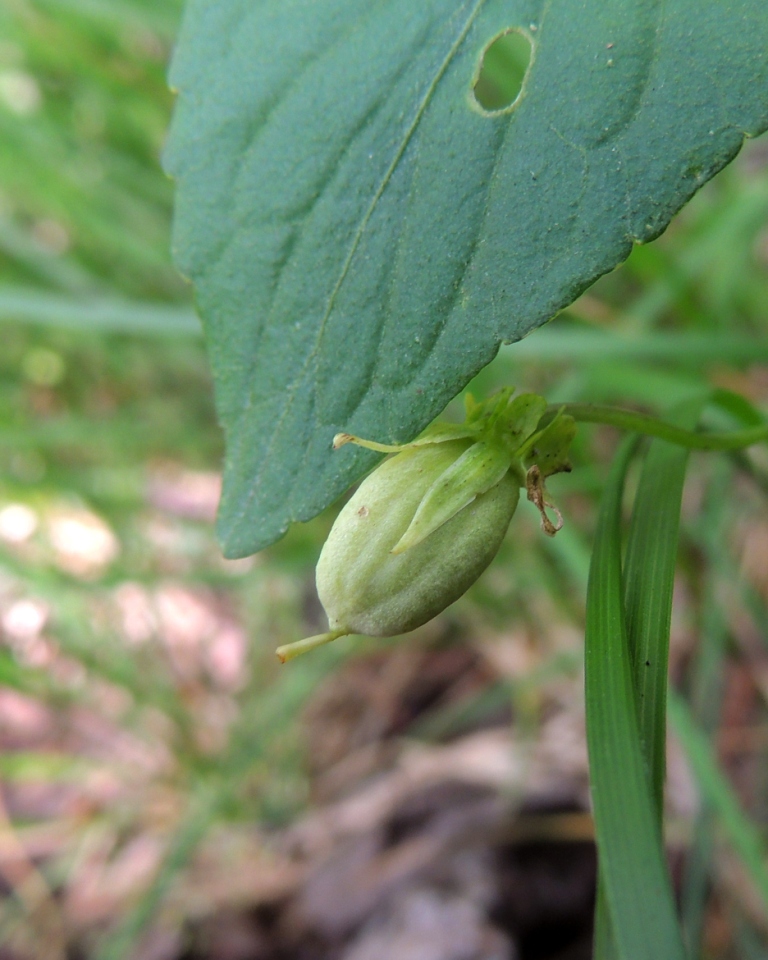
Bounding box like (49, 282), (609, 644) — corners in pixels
(501, 328), (768, 366)
(594, 399), (701, 957)
(623, 398), (703, 817)
(585, 438), (686, 960)
(593, 884), (620, 960)
(166, 0), (768, 555)
(0, 286), (200, 337)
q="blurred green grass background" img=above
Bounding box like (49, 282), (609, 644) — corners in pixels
(1, 1), (768, 958)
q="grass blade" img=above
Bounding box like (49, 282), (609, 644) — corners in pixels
(0, 287), (200, 337)
(585, 437), (686, 960)
(623, 398), (704, 815)
(593, 883), (620, 960)
(668, 692), (768, 912)
(500, 327), (768, 365)
(595, 401), (701, 957)
(94, 784), (220, 960)
(680, 462), (733, 954)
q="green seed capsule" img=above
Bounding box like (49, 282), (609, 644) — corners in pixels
(316, 439), (519, 638)
(276, 389), (576, 662)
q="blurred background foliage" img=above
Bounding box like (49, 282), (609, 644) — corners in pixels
(0, 1), (768, 958)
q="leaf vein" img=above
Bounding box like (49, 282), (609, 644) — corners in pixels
(227, 0), (492, 534)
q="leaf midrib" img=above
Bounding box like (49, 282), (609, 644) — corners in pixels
(227, 0), (492, 532)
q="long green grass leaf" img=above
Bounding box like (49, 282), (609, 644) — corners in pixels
(593, 883), (620, 960)
(596, 401), (701, 955)
(0, 287), (199, 337)
(94, 783), (220, 960)
(624, 399), (704, 815)
(501, 328), (768, 365)
(585, 437), (686, 960)
(680, 462), (733, 954)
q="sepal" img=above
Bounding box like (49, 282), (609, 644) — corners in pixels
(392, 440), (519, 554)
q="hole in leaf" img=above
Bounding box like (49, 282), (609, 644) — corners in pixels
(472, 29), (532, 113)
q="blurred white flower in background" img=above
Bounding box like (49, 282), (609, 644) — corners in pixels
(48, 508), (119, 578)
(2, 598), (48, 640)
(0, 503), (38, 544)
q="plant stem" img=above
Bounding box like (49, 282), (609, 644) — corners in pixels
(549, 403), (767, 451)
(275, 630), (347, 663)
